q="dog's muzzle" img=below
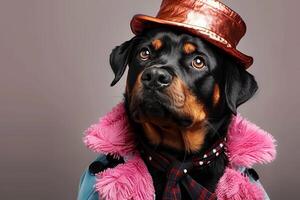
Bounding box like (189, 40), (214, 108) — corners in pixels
(141, 67), (173, 90)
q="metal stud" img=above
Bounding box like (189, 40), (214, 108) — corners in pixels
(199, 161), (204, 165)
(149, 156), (152, 161)
(183, 169), (188, 174)
(213, 149), (217, 153)
(203, 154), (207, 158)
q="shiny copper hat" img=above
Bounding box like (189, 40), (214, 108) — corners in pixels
(130, 0), (253, 68)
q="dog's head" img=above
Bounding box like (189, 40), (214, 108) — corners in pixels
(110, 27), (258, 152)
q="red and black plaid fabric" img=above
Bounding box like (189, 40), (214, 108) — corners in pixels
(140, 137), (226, 200)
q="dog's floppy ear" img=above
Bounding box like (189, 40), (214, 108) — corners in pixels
(110, 37), (137, 86)
(224, 59), (258, 115)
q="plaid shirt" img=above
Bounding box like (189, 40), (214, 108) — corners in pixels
(140, 138), (226, 200)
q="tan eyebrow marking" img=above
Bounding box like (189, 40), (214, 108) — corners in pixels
(151, 39), (163, 50)
(183, 42), (196, 54)
(213, 83), (220, 106)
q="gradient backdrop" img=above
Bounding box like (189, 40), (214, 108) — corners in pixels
(1, 0), (299, 199)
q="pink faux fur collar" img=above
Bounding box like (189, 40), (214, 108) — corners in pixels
(84, 102), (276, 200)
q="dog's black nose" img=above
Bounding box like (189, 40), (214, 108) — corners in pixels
(141, 67), (172, 89)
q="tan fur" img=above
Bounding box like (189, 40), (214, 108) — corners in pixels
(165, 78), (186, 108)
(178, 78), (207, 152)
(183, 42), (196, 54)
(132, 75), (207, 152)
(128, 73), (144, 123)
(142, 123), (162, 145)
(183, 123), (207, 152)
(129, 73), (142, 98)
(151, 39), (163, 50)
(213, 83), (220, 106)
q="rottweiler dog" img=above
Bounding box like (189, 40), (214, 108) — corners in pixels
(109, 26), (258, 198)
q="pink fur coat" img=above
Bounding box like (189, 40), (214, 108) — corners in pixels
(84, 102), (276, 200)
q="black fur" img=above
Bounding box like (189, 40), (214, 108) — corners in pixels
(110, 37), (138, 86)
(224, 60), (258, 115)
(109, 27), (258, 198)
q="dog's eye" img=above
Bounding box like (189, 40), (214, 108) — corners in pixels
(192, 56), (205, 69)
(139, 48), (151, 61)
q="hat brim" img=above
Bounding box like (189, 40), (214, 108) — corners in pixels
(130, 14), (253, 69)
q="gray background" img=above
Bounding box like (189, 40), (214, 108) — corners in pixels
(0, 0), (299, 199)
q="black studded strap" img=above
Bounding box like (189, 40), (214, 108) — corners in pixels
(140, 137), (226, 200)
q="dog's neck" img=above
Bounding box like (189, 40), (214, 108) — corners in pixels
(200, 113), (232, 153)
(125, 105), (232, 195)
(124, 97), (232, 158)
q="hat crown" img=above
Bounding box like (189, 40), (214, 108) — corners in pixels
(130, 0), (253, 68)
(156, 0), (246, 48)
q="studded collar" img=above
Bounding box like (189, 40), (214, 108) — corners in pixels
(140, 136), (227, 171)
